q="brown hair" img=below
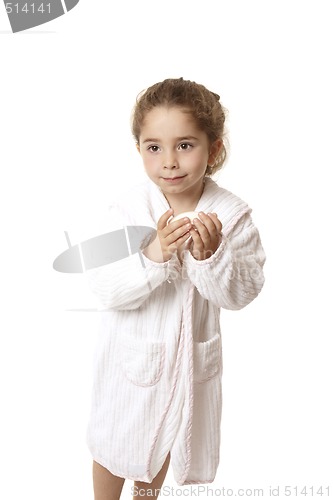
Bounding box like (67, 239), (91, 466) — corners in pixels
(131, 77), (228, 176)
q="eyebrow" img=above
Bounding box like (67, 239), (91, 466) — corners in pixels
(142, 136), (199, 144)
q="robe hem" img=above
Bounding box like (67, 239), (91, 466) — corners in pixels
(92, 454), (216, 485)
(182, 478), (216, 485)
(92, 455), (152, 482)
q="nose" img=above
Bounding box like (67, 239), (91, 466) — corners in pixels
(163, 151), (179, 169)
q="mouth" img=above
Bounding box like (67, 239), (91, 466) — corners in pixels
(162, 175), (187, 183)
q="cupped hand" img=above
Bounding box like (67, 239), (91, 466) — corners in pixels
(143, 209), (193, 263)
(187, 212), (223, 261)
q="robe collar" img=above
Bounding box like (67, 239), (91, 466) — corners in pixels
(149, 177), (220, 215)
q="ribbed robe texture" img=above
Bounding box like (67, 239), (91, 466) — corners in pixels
(85, 177), (265, 485)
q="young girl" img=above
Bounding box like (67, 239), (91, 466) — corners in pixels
(86, 78), (265, 500)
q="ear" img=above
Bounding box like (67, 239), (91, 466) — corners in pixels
(208, 139), (223, 165)
(136, 143), (141, 154)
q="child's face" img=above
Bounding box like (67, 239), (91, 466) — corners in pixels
(137, 106), (220, 203)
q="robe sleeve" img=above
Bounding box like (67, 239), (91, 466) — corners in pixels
(85, 250), (181, 310)
(183, 212), (266, 310)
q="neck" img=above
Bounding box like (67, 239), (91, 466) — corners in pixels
(161, 178), (206, 215)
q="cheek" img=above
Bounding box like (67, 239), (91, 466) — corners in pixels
(142, 154), (158, 170)
(188, 150), (208, 168)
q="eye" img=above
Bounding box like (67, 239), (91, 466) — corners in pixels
(178, 143), (192, 151)
(147, 145), (160, 153)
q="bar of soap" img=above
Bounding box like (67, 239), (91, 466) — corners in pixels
(171, 211), (199, 223)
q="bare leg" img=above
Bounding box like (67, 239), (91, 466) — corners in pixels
(133, 453), (171, 500)
(93, 461), (125, 500)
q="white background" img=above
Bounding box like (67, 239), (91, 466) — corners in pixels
(1, 1), (332, 498)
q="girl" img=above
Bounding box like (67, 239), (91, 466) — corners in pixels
(86, 78), (265, 500)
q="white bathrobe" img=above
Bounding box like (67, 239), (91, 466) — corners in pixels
(85, 177), (265, 485)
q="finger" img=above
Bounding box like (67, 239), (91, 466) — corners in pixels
(157, 209), (174, 230)
(207, 213), (223, 233)
(165, 216), (192, 236)
(192, 216), (211, 243)
(195, 212), (217, 233)
(167, 216), (191, 229)
(168, 230), (192, 254)
(166, 222), (192, 245)
(184, 235), (193, 251)
(175, 231), (192, 246)
(189, 227), (204, 250)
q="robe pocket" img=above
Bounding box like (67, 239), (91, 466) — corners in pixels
(120, 336), (165, 387)
(193, 333), (222, 383)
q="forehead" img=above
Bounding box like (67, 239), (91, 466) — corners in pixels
(140, 106), (202, 137)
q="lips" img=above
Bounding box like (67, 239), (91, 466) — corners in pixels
(162, 175), (186, 181)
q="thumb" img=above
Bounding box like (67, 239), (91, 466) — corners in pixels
(157, 208), (173, 230)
